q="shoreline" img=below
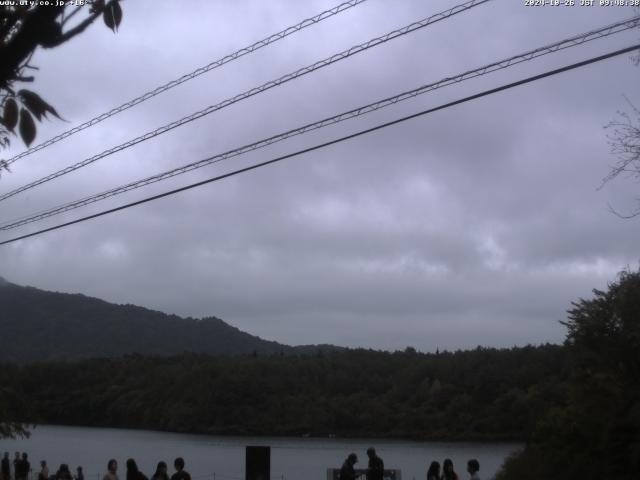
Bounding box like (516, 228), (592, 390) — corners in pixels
(15, 423), (526, 445)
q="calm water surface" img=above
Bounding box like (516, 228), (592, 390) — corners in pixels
(0, 425), (519, 480)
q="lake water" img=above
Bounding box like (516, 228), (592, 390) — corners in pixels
(0, 425), (519, 480)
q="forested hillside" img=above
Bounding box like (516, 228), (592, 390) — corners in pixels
(0, 278), (334, 361)
(0, 345), (566, 440)
(497, 269), (640, 480)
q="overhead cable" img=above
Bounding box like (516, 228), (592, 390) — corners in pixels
(2, 15), (638, 231)
(1, 43), (637, 247)
(0, 0), (491, 203)
(3, 0), (371, 167)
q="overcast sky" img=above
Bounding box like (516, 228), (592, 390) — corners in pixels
(0, 0), (638, 351)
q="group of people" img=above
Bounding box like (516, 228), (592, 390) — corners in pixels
(2, 453), (32, 480)
(427, 459), (480, 480)
(2, 452), (82, 480)
(339, 448), (481, 480)
(1, 454), (191, 480)
(4, 448), (480, 480)
(339, 448), (384, 480)
(102, 457), (191, 480)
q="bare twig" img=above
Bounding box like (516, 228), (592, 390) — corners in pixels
(603, 97), (640, 184)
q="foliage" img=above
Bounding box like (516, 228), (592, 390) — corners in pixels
(497, 269), (640, 480)
(0, 344), (567, 441)
(0, 387), (31, 439)
(0, 0), (123, 163)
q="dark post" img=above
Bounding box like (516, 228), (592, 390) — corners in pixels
(245, 446), (270, 480)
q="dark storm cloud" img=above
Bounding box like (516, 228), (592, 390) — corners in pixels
(0, 0), (638, 350)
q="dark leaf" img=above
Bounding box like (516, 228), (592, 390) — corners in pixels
(18, 108), (36, 147)
(103, 1), (122, 32)
(3, 98), (18, 131)
(90, 0), (105, 14)
(38, 21), (62, 48)
(18, 90), (63, 121)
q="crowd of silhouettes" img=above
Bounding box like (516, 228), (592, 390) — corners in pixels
(1, 453), (83, 480)
(340, 450), (482, 480)
(1, 454), (190, 480)
(3, 449), (482, 480)
(104, 458), (190, 480)
(2, 453), (32, 480)
(427, 458), (481, 480)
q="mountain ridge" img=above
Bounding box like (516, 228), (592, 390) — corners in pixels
(0, 278), (338, 363)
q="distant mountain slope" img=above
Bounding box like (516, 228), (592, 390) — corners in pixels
(0, 278), (322, 362)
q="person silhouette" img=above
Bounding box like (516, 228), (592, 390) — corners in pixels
(150, 463), (168, 480)
(339, 453), (358, 480)
(38, 461), (48, 480)
(102, 459), (118, 480)
(442, 459), (458, 480)
(366, 448), (383, 480)
(170, 458), (190, 480)
(1, 454), (9, 480)
(466, 459), (480, 480)
(426, 461), (440, 480)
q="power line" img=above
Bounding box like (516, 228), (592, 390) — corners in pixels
(2, 15), (638, 231)
(1, 43), (637, 247)
(3, 0), (370, 167)
(0, 0), (491, 203)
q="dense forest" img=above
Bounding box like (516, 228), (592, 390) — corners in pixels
(0, 277), (337, 362)
(497, 269), (640, 480)
(1, 344), (566, 441)
(1, 269), (638, 479)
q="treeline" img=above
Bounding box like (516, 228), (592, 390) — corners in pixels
(497, 269), (640, 480)
(0, 344), (567, 441)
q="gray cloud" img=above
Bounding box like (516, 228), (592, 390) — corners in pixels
(1, 0), (638, 351)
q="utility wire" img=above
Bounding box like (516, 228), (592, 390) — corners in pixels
(0, 0), (491, 203)
(2, 0), (370, 167)
(1, 43), (637, 247)
(2, 15), (638, 231)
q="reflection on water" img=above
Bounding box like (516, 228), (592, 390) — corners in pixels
(0, 425), (519, 480)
